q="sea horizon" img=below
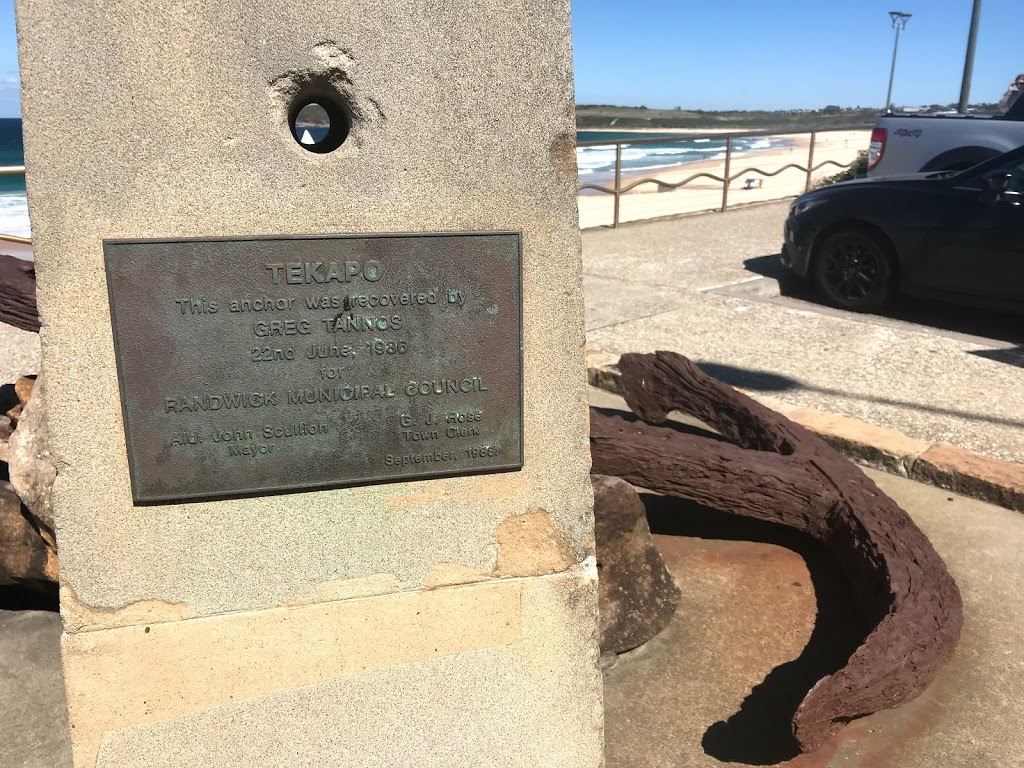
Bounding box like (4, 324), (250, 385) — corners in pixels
(1, 119), (786, 240)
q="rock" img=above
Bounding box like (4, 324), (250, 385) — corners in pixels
(14, 375), (35, 405)
(0, 481), (58, 587)
(5, 403), (22, 423)
(7, 377), (56, 536)
(593, 474), (680, 654)
(0, 415), (12, 463)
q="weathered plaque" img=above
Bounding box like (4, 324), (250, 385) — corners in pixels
(104, 232), (523, 503)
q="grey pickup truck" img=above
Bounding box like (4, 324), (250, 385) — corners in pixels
(867, 97), (1024, 176)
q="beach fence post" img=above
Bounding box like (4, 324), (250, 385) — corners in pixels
(805, 131), (817, 193)
(613, 142), (622, 228)
(721, 136), (733, 212)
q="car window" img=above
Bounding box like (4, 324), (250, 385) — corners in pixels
(958, 158), (1024, 195)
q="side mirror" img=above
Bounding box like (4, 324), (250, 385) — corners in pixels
(981, 170), (1012, 204)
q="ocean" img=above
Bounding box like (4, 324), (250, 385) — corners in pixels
(0, 118), (28, 239)
(0, 120), (782, 239)
(576, 130), (779, 185)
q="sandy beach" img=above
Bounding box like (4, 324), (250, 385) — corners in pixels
(577, 129), (870, 228)
(0, 238), (33, 260)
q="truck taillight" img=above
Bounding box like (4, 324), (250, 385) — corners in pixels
(867, 127), (887, 171)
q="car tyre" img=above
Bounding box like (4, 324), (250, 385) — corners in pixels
(811, 228), (897, 312)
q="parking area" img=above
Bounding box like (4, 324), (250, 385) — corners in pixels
(582, 202), (1024, 464)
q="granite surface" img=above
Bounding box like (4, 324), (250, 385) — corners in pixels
(15, 0), (602, 764)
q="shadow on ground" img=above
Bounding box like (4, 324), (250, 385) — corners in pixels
(641, 493), (872, 765)
(694, 363), (801, 393)
(0, 585), (59, 612)
(689, 359), (1024, 429)
(967, 345), (1024, 369)
(743, 253), (1024, 345)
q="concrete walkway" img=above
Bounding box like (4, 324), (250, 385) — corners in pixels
(0, 601), (70, 768)
(0, 320), (40, 385)
(591, 386), (1024, 768)
(582, 203), (1024, 465)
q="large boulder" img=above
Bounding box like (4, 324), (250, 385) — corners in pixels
(0, 480), (57, 587)
(593, 474), (680, 654)
(7, 376), (56, 538)
(4, 376), (34, 426)
(14, 375), (34, 407)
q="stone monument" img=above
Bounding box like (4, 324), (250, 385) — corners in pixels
(14, 2), (603, 765)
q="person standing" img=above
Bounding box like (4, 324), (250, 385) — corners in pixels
(999, 74), (1024, 113)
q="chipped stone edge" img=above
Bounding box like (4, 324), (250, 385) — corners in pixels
(587, 353), (1024, 514)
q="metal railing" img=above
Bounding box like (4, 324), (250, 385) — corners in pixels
(0, 165), (30, 245)
(577, 128), (861, 228)
(3, 133), (863, 243)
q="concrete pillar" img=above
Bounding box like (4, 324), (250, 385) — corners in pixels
(14, 2), (602, 766)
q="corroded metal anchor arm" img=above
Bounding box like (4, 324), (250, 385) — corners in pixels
(589, 350), (963, 753)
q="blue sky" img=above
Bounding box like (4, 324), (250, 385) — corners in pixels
(572, 0), (1020, 110)
(0, 0), (1020, 117)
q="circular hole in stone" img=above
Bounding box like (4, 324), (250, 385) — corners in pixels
(289, 93), (350, 153)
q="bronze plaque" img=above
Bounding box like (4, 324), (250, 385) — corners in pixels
(104, 232), (523, 503)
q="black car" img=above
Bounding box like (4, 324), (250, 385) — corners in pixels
(782, 145), (1024, 312)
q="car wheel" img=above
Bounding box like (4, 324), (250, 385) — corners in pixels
(811, 229), (897, 312)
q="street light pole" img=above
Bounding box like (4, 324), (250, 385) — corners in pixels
(886, 11), (912, 113)
(958, 0), (983, 113)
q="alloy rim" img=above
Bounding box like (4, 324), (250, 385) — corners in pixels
(822, 236), (883, 302)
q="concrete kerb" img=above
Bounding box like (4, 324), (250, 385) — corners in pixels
(587, 351), (1024, 514)
(580, 196), (800, 231)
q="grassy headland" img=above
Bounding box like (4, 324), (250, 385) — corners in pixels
(577, 105), (881, 132)
(576, 103), (1003, 133)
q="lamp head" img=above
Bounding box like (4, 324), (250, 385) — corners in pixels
(889, 11), (912, 28)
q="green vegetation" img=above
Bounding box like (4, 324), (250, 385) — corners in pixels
(816, 150), (869, 187)
(576, 102), (1003, 132)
